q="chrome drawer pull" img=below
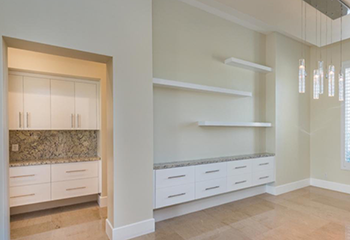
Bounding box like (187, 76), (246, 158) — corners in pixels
(259, 176), (269, 180)
(205, 170), (219, 174)
(10, 193), (35, 199)
(259, 163), (269, 166)
(205, 186), (220, 191)
(19, 112), (22, 128)
(10, 174), (35, 179)
(66, 169), (87, 173)
(66, 187), (86, 191)
(235, 180), (247, 184)
(235, 166), (247, 169)
(168, 193), (186, 198)
(168, 175), (186, 179)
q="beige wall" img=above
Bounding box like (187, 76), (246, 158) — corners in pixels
(310, 40), (350, 184)
(266, 33), (311, 186)
(7, 48), (108, 197)
(0, 0), (153, 232)
(153, 0), (267, 163)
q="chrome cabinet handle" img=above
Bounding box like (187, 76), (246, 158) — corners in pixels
(66, 187), (86, 191)
(77, 114), (80, 128)
(235, 180), (247, 184)
(66, 169), (87, 173)
(259, 163), (269, 166)
(26, 112), (29, 128)
(235, 166), (247, 169)
(205, 186), (220, 191)
(168, 193), (186, 198)
(71, 114), (74, 128)
(259, 176), (269, 180)
(10, 193), (35, 199)
(205, 170), (219, 174)
(168, 175), (186, 179)
(19, 112), (22, 128)
(10, 174), (35, 179)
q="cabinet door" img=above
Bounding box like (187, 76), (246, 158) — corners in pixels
(75, 82), (97, 129)
(8, 75), (24, 130)
(51, 80), (75, 129)
(23, 76), (51, 129)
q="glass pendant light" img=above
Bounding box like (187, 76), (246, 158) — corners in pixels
(314, 69), (320, 99)
(339, 72), (344, 101)
(318, 61), (324, 94)
(299, 59), (306, 93)
(329, 65), (335, 97)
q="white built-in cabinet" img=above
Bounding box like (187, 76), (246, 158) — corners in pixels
(8, 71), (100, 130)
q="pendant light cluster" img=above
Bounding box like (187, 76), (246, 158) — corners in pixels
(299, 0), (344, 102)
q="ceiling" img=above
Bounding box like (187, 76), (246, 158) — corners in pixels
(179, 0), (350, 47)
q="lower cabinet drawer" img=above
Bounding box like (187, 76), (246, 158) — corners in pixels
(10, 183), (51, 207)
(195, 178), (226, 200)
(52, 161), (99, 182)
(253, 170), (275, 185)
(227, 173), (252, 192)
(10, 165), (50, 187)
(52, 178), (99, 200)
(155, 184), (195, 209)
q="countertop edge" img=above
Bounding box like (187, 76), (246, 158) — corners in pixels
(9, 157), (101, 168)
(153, 153), (275, 170)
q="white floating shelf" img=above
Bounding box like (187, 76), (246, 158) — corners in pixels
(198, 121), (272, 127)
(224, 57), (272, 73)
(153, 78), (252, 97)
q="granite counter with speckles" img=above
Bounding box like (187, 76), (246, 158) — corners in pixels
(154, 153), (275, 170)
(10, 156), (101, 168)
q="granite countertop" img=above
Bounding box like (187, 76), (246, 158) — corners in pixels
(153, 153), (275, 170)
(10, 156), (101, 168)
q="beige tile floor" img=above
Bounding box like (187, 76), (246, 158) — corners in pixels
(11, 187), (350, 240)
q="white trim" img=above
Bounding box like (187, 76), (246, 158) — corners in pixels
(106, 218), (155, 240)
(310, 178), (350, 195)
(198, 121), (272, 127)
(154, 185), (265, 222)
(224, 57), (272, 73)
(98, 195), (108, 208)
(265, 179), (310, 196)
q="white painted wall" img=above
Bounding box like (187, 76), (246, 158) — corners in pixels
(153, 0), (267, 163)
(0, 0), (153, 234)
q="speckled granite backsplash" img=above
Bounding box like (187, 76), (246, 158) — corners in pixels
(10, 130), (98, 161)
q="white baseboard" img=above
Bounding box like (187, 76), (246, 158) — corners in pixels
(106, 218), (155, 240)
(310, 178), (350, 194)
(265, 178), (310, 196)
(154, 185), (266, 222)
(98, 195), (108, 208)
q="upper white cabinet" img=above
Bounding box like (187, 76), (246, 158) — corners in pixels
(23, 76), (51, 129)
(51, 80), (75, 129)
(8, 75), (24, 130)
(75, 82), (98, 129)
(8, 72), (100, 130)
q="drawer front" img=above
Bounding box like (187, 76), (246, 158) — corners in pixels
(155, 184), (195, 209)
(10, 165), (50, 187)
(10, 183), (50, 207)
(195, 178), (226, 200)
(227, 160), (252, 176)
(253, 157), (274, 172)
(52, 178), (99, 200)
(253, 170), (275, 185)
(195, 163), (227, 182)
(156, 167), (194, 189)
(227, 173), (252, 192)
(52, 161), (99, 182)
